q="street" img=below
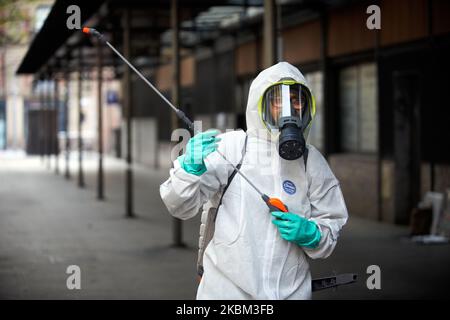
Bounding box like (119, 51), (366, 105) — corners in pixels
(1, 151), (449, 299)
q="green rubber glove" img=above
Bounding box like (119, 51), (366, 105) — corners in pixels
(178, 130), (221, 176)
(271, 211), (321, 249)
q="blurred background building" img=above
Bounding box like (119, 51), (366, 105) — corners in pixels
(0, 0), (449, 300)
(1, 0), (51, 150)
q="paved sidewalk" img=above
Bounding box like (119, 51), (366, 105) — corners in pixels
(0, 152), (201, 299)
(1, 151), (449, 299)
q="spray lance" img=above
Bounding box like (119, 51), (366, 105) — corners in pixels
(82, 27), (288, 214)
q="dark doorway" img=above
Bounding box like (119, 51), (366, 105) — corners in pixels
(392, 71), (421, 225)
(26, 109), (58, 155)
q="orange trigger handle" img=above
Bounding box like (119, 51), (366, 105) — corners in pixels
(269, 198), (288, 212)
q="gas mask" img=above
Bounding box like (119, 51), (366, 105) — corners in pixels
(259, 79), (315, 160)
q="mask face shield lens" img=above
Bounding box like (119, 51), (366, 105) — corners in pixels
(261, 83), (311, 131)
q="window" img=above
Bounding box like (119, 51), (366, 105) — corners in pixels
(339, 63), (378, 153)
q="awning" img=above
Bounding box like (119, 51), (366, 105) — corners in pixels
(16, 0), (105, 74)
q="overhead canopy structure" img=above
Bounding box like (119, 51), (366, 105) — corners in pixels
(16, 0), (269, 76)
(16, 0), (105, 74)
(17, 0), (361, 76)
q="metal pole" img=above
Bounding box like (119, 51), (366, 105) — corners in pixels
(48, 76), (53, 170)
(54, 75), (60, 175)
(276, 0), (283, 62)
(263, 0), (277, 68)
(39, 76), (45, 162)
(78, 50), (85, 188)
(123, 8), (134, 217)
(97, 43), (104, 200)
(45, 74), (51, 169)
(374, 0), (382, 222)
(65, 66), (71, 179)
(171, 0), (184, 247)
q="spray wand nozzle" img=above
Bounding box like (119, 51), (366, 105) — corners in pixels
(82, 27), (195, 132)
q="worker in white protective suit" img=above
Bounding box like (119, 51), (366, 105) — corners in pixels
(160, 61), (348, 300)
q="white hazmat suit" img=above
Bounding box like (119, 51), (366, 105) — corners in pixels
(160, 62), (348, 299)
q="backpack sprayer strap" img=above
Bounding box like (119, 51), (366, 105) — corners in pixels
(197, 132), (248, 278)
(214, 133), (248, 222)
